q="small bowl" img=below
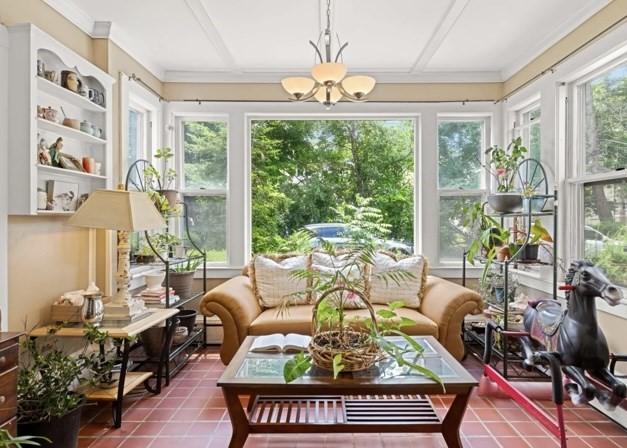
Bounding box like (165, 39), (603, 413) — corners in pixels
(63, 118), (80, 129)
(144, 271), (165, 290)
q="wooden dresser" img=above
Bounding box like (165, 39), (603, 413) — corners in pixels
(0, 333), (21, 435)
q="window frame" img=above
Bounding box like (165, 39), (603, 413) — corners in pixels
(511, 101), (541, 160)
(174, 114), (230, 267)
(436, 115), (491, 264)
(566, 54), (627, 318)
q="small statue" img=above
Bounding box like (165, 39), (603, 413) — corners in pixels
(37, 136), (51, 166)
(48, 137), (63, 167)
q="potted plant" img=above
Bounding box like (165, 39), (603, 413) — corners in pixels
(150, 147), (178, 207)
(282, 207), (442, 386)
(484, 137), (528, 213)
(0, 429), (47, 447)
(168, 250), (203, 300)
(511, 219), (553, 262)
(18, 326), (122, 447)
(135, 241), (156, 264)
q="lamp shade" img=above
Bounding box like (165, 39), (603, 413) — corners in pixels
(281, 77), (316, 97)
(341, 75), (376, 98)
(68, 189), (166, 231)
(314, 86), (342, 105)
(311, 62), (347, 85)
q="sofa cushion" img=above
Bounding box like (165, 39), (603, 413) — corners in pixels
(248, 304), (438, 337)
(250, 254), (311, 308)
(369, 252), (428, 309)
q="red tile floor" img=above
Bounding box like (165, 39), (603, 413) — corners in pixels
(78, 348), (627, 448)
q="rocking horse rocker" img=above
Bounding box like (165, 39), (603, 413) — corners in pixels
(481, 260), (626, 447)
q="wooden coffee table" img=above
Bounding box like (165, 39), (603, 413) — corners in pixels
(218, 335), (477, 448)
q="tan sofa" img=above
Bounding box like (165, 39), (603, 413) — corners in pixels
(200, 274), (483, 364)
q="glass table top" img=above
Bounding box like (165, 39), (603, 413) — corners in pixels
(233, 336), (462, 383)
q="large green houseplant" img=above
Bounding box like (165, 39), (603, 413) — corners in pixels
(281, 202), (442, 386)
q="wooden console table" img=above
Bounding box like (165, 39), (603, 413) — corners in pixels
(30, 308), (178, 427)
(218, 336), (477, 448)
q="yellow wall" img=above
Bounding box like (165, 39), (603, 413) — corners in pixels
(503, 0), (627, 96)
(0, 0), (164, 330)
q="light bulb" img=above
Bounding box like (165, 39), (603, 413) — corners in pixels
(311, 63), (347, 85)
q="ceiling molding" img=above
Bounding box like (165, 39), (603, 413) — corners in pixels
(411, 0), (470, 74)
(43, 1), (166, 81)
(163, 69), (502, 84)
(184, 0), (238, 71)
(500, 0), (611, 80)
(43, 0), (94, 36)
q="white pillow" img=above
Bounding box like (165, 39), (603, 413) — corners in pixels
(251, 255), (310, 308)
(369, 253), (427, 309)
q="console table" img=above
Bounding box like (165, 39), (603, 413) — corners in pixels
(30, 308), (178, 427)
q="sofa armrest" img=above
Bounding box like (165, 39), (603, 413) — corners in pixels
(199, 275), (262, 364)
(420, 276), (483, 360)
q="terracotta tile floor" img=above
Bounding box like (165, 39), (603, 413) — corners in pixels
(78, 348), (627, 448)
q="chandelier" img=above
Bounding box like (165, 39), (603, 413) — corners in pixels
(281, 0), (376, 108)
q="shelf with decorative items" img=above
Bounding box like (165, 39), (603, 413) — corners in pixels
(461, 144), (559, 380)
(7, 23), (113, 216)
(125, 159), (208, 386)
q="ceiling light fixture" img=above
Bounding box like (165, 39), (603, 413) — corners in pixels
(281, 0), (376, 108)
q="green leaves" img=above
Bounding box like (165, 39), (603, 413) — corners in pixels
(283, 352), (312, 383)
(332, 354), (344, 379)
(0, 429), (49, 447)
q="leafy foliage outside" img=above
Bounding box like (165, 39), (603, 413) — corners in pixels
(251, 119), (414, 254)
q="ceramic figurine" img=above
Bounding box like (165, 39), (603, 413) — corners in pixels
(48, 137), (63, 167)
(37, 136), (51, 166)
(62, 70), (79, 92)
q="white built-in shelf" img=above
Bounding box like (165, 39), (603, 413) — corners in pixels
(37, 118), (107, 145)
(37, 76), (106, 113)
(36, 210), (74, 216)
(37, 164), (107, 180)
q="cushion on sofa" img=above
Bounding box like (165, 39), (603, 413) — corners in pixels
(248, 304), (438, 337)
(368, 252), (428, 309)
(250, 254), (311, 308)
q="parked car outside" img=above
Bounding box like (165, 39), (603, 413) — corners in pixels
(304, 223), (413, 254)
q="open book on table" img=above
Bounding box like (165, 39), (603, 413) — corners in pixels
(250, 333), (311, 354)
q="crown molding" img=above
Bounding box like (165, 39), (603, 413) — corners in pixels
(163, 69), (502, 83)
(500, 0), (611, 80)
(43, 1), (166, 81)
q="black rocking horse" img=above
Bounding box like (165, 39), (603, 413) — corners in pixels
(482, 260), (626, 447)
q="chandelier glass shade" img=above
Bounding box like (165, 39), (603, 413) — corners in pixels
(281, 0), (376, 108)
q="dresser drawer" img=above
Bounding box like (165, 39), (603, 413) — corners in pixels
(0, 368), (17, 423)
(0, 343), (18, 375)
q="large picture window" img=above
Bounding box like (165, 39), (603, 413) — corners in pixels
(437, 118), (487, 262)
(250, 119), (415, 255)
(178, 118), (228, 263)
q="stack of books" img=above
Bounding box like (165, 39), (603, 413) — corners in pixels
(136, 287), (180, 307)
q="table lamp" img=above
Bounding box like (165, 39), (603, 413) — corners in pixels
(68, 188), (166, 323)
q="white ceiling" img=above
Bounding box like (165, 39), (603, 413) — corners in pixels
(43, 0), (610, 82)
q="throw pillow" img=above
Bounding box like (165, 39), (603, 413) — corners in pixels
(311, 252), (367, 309)
(250, 254), (310, 308)
(368, 252), (428, 309)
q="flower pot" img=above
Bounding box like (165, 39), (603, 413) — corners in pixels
(496, 246), (510, 262)
(487, 193), (523, 213)
(177, 309), (197, 334)
(513, 244), (539, 261)
(140, 321), (177, 358)
(158, 189), (179, 207)
(135, 254), (156, 264)
(18, 401), (83, 448)
(167, 271), (194, 300)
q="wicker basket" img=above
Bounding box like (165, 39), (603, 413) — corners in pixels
(309, 286), (383, 372)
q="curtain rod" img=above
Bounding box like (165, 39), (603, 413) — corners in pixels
(500, 12), (627, 102)
(129, 73), (165, 101)
(179, 98), (497, 105)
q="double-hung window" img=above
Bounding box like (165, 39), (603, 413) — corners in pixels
(569, 59), (627, 290)
(511, 102), (541, 161)
(176, 117), (229, 264)
(437, 117), (489, 263)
